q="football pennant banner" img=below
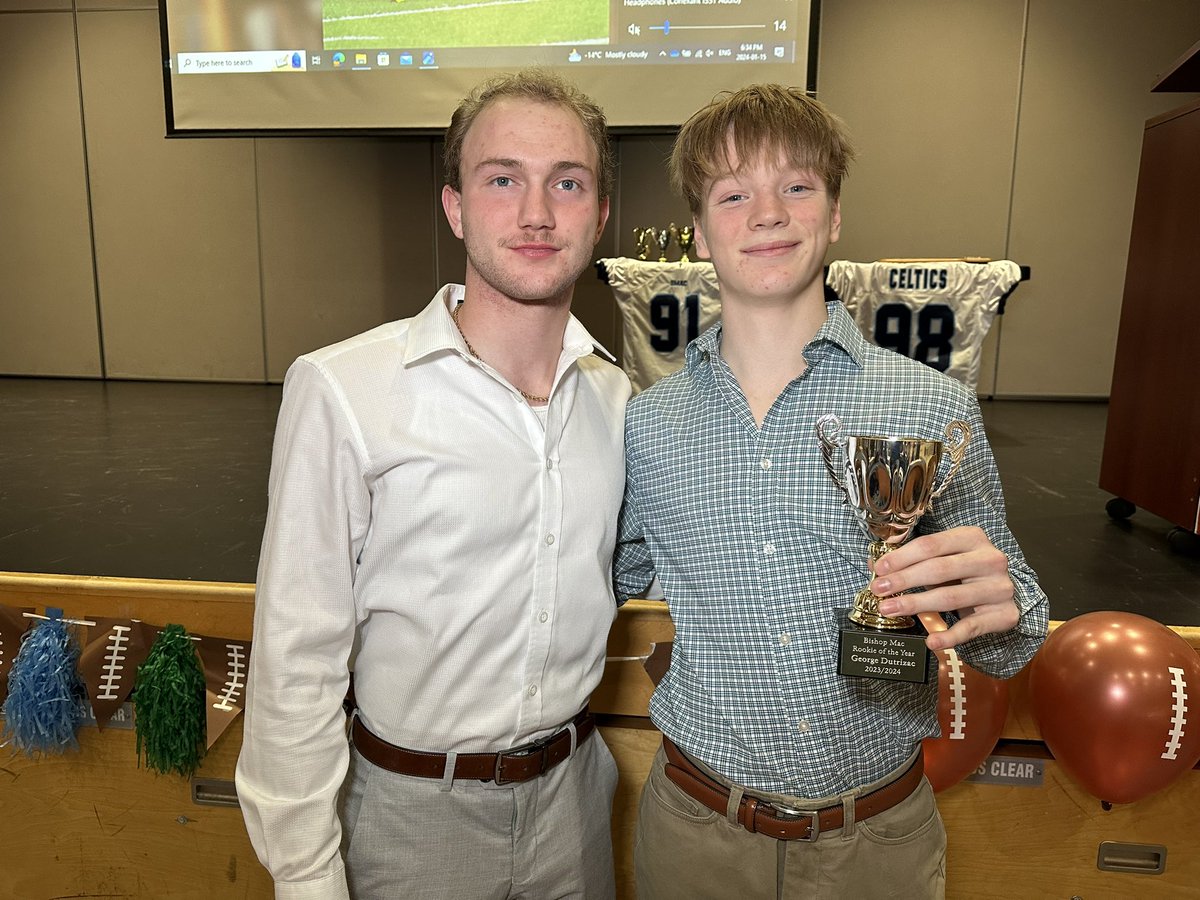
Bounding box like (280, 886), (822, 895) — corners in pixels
(79, 618), (156, 729)
(196, 634), (252, 749)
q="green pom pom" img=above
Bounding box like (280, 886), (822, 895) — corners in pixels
(132, 624), (206, 777)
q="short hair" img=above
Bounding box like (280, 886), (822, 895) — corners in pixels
(670, 84), (856, 216)
(443, 69), (614, 199)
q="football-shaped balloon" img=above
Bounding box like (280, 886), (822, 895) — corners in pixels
(922, 647), (1009, 792)
(1029, 611), (1200, 804)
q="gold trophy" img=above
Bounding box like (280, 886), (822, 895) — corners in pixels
(654, 227), (672, 262)
(633, 227), (655, 261)
(671, 223), (696, 262)
(816, 414), (971, 682)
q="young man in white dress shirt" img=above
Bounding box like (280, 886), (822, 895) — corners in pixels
(236, 71), (630, 900)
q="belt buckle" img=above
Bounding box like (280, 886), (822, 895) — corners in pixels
(493, 734), (553, 785)
(770, 803), (821, 841)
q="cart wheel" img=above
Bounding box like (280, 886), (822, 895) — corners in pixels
(1166, 527), (1200, 557)
(1105, 497), (1136, 520)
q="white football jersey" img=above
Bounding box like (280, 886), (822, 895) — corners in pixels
(600, 258), (722, 394)
(825, 260), (1022, 393)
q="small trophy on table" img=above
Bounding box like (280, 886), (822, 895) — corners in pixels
(633, 227), (655, 261)
(653, 227), (672, 262)
(671, 223), (696, 262)
(816, 414), (971, 683)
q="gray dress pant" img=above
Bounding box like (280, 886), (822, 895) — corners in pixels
(340, 730), (618, 900)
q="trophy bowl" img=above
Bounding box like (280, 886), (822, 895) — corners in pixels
(817, 415), (971, 630)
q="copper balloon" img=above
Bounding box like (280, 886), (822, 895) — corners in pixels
(1029, 611), (1200, 804)
(922, 647), (1009, 792)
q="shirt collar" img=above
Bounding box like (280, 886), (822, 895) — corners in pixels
(808, 300), (868, 369)
(684, 299), (867, 374)
(403, 284), (616, 366)
(684, 319), (723, 372)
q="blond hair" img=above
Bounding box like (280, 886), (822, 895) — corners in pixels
(671, 84), (855, 215)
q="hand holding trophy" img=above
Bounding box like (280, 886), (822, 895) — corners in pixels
(816, 414), (971, 682)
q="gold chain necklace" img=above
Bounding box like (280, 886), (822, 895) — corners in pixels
(451, 305), (550, 405)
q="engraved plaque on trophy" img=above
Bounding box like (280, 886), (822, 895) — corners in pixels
(816, 414), (971, 683)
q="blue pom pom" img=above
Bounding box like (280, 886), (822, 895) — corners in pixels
(2, 616), (89, 755)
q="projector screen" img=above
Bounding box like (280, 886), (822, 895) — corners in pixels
(159, 0), (819, 135)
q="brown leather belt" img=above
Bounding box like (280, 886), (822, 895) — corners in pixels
(351, 708), (594, 785)
(663, 737), (924, 841)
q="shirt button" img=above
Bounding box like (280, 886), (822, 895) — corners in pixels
(528, 684), (538, 697)
(761, 457), (772, 470)
(539, 610), (549, 623)
(779, 633), (791, 646)
(545, 534), (555, 546)
(546, 459), (554, 470)
(701, 350), (710, 361)
(763, 542), (775, 556)
(797, 719), (811, 733)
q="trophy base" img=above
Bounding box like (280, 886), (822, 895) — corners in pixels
(848, 582), (916, 630)
(848, 606), (915, 631)
(836, 610), (930, 683)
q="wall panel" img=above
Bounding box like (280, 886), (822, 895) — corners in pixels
(77, 0), (155, 7)
(257, 137), (439, 379)
(0, 1), (70, 9)
(0, 12), (101, 377)
(1002, 0), (1200, 397)
(78, 9), (264, 381)
(817, 0), (1026, 397)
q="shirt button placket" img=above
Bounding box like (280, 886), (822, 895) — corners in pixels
(527, 438), (561, 727)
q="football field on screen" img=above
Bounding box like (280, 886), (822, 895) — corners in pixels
(322, 0), (609, 49)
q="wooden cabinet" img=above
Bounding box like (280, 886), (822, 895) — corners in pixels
(4, 576), (1200, 899)
(1099, 95), (1200, 537)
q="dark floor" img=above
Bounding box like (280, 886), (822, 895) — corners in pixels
(1, 377), (1197, 624)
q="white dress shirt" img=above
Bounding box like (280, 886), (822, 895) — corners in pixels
(235, 285), (630, 899)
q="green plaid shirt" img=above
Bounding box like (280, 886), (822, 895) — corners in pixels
(614, 300), (1047, 797)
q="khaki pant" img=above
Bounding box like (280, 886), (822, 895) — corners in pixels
(635, 745), (945, 900)
(340, 731), (618, 900)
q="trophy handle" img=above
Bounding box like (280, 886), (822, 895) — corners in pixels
(815, 414), (847, 492)
(929, 419), (972, 500)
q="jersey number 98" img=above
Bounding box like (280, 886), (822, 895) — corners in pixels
(873, 302), (956, 372)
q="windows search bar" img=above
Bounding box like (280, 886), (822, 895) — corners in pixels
(176, 52), (306, 74)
